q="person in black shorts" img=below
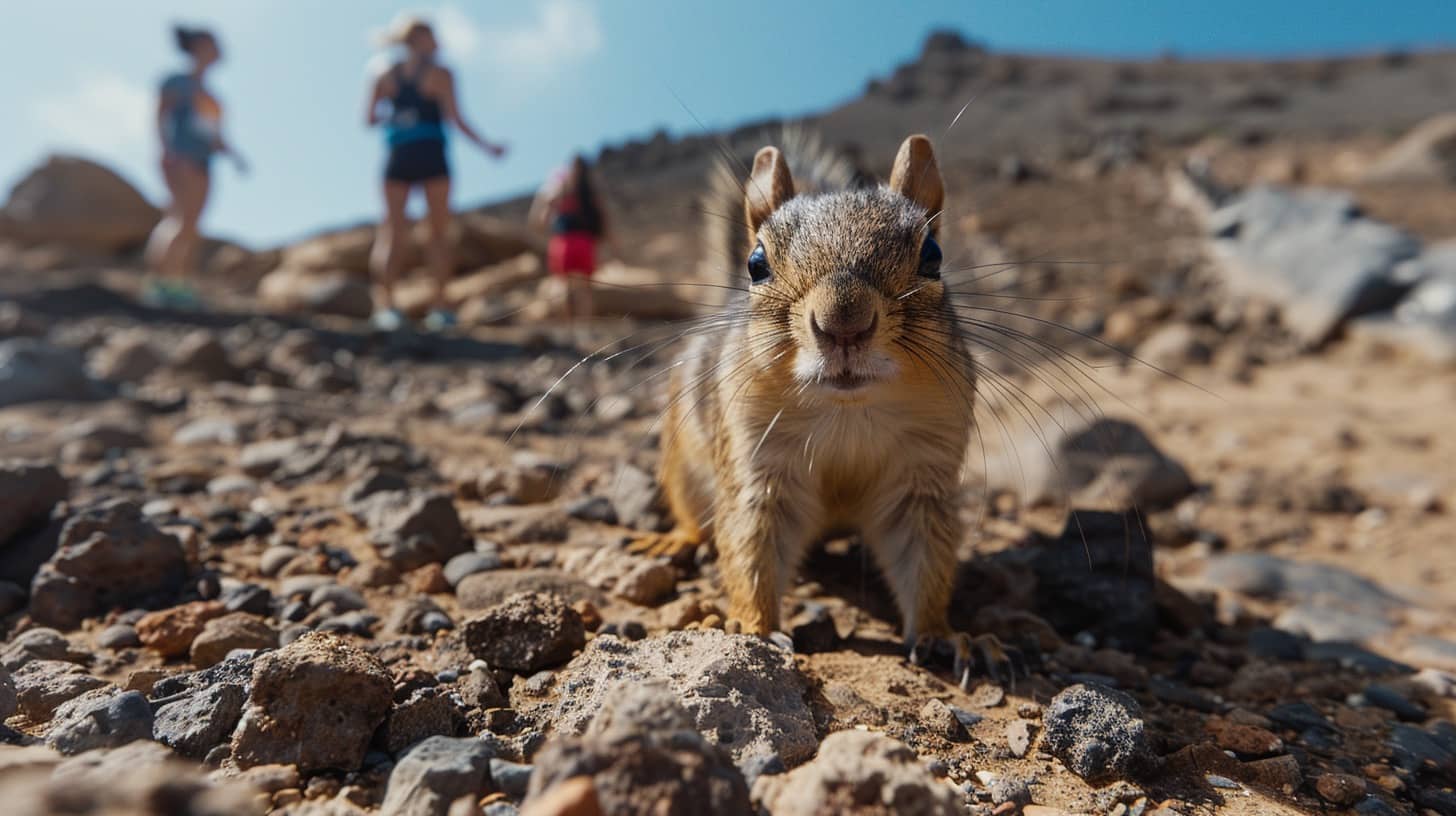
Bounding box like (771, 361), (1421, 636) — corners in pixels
(364, 15), (507, 331)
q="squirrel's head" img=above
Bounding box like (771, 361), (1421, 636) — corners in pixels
(742, 134), (951, 402)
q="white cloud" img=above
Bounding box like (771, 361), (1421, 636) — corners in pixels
(32, 73), (153, 162)
(477, 0), (603, 74)
(433, 3), (483, 59)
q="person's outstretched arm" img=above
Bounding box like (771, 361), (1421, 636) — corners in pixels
(437, 68), (506, 158)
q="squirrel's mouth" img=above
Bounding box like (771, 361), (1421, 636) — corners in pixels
(823, 372), (872, 391)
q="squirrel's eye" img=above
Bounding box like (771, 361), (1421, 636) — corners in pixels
(918, 237), (942, 280)
(747, 242), (772, 284)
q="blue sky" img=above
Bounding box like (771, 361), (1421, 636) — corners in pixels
(2, 1), (1452, 249)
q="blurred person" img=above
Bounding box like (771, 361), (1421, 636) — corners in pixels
(529, 154), (614, 324)
(365, 15), (507, 333)
(143, 24), (247, 309)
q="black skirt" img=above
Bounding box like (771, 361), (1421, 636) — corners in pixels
(385, 139), (449, 184)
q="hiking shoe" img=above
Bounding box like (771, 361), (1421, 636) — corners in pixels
(422, 309), (457, 332)
(371, 308), (406, 332)
(142, 279), (201, 310)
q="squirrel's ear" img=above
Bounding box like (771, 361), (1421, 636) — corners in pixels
(889, 135), (944, 229)
(745, 146), (795, 233)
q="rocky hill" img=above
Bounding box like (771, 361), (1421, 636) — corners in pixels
(1, 29), (1455, 816)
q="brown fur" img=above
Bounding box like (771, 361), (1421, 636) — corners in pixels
(650, 134), (975, 642)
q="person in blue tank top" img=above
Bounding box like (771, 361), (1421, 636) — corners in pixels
(143, 24), (247, 309)
(364, 15), (508, 332)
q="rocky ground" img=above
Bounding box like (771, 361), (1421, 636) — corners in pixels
(3, 31), (1456, 816)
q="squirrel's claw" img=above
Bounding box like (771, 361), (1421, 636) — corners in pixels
(910, 632), (1027, 691)
(625, 529), (701, 562)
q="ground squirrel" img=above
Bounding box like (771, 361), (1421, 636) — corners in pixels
(632, 134), (1017, 685)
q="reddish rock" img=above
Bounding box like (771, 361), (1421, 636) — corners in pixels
(136, 601), (227, 658)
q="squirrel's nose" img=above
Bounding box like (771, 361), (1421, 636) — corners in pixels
(811, 310), (878, 349)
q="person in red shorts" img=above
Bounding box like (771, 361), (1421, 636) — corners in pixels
(530, 155), (611, 323)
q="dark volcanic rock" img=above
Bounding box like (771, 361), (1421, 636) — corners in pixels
(45, 689), (154, 755)
(1026, 509), (1157, 650)
(230, 632), (392, 772)
(154, 681), (248, 759)
(462, 591), (586, 673)
(1043, 682), (1152, 784)
(29, 499), (187, 629)
(0, 665), (15, 720)
(351, 490), (469, 571)
(526, 681), (752, 816)
(0, 461), (67, 554)
(0, 338), (110, 407)
(381, 735), (498, 816)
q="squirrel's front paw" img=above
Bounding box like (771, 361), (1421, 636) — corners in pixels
(625, 528), (701, 562)
(910, 632), (1027, 690)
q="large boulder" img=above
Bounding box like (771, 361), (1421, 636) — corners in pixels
(452, 212), (539, 270)
(1205, 185), (1420, 345)
(0, 339), (110, 408)
(230, 632), (392, 772)
(525, 263), (700, 322)
(279, 224), (377, 273)
(29, 499), (187, 629)
(1363, 113), (1456, 184)
(0, 155), (160, 252)
(258, 266), (374, 319)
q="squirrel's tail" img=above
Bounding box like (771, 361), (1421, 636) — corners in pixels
(699, 125), (862, 306)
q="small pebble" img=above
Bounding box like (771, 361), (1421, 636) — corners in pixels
(1005, 719), (1035, 758)
(1315, 772), (1366, 806)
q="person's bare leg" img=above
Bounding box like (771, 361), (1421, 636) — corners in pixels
(147, 159), (208, 282)
(422, 177), (454, 311)
(171, 166), (210, 281)
(567, 276), (593, 324)
(370, 181), (411, 311)
(576, 274), (594, 321)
